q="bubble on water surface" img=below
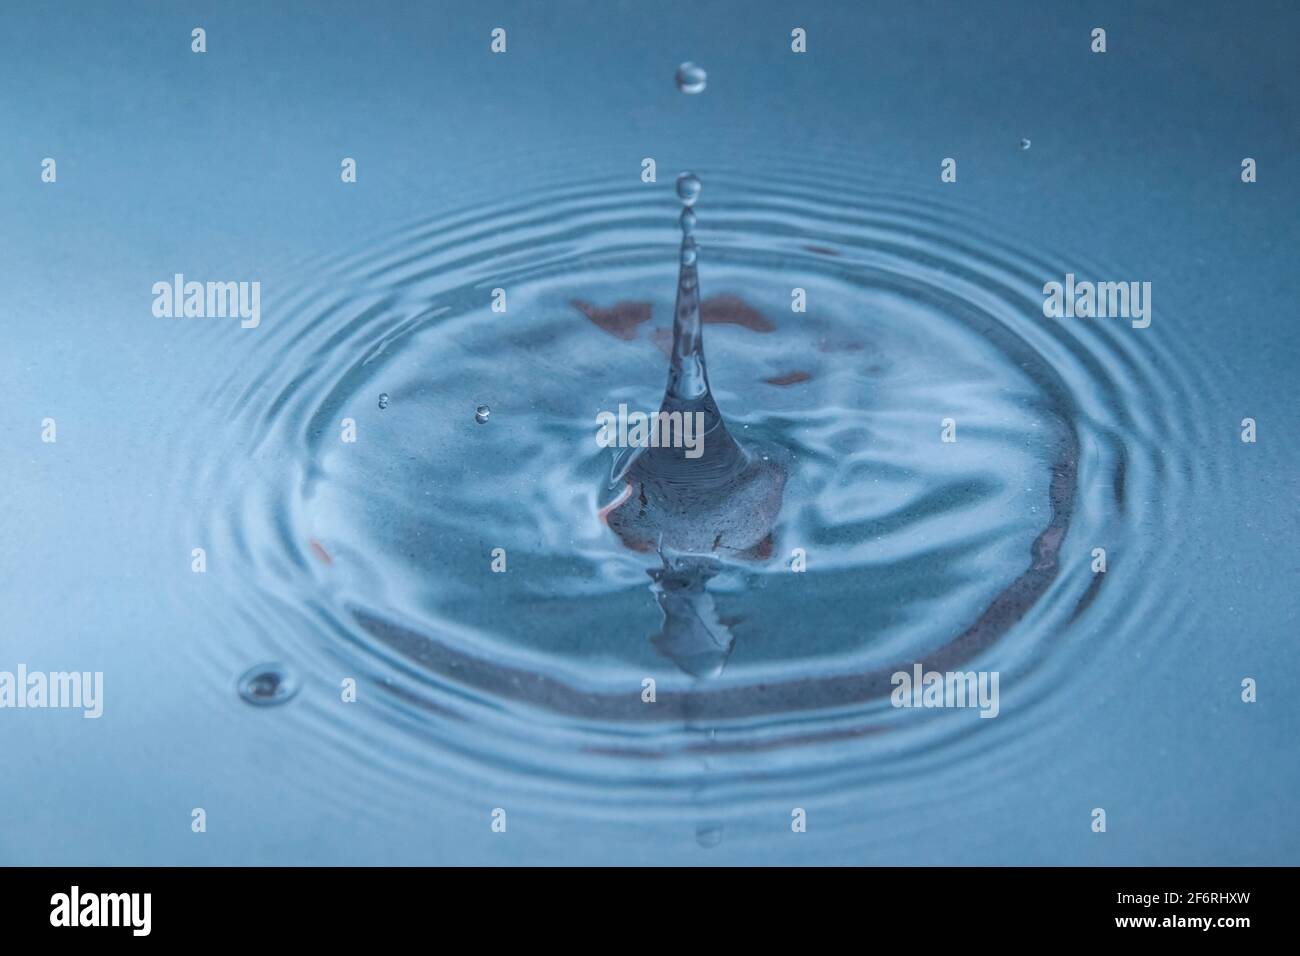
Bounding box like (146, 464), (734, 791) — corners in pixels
(675, 61), (707, 94)
(475, 404), (491, 424)
(238, 664), (299, 706)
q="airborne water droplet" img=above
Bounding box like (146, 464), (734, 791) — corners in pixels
(1020, 138), (1032, 150)
(675, 61), (707, 94)
(378, 392), (390, 409)
(238, 663), (299, 706)
(676, 172), (702, 207)
(475, 404), (491, 424)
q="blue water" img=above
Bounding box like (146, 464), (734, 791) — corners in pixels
(2, 1), (1297, 865)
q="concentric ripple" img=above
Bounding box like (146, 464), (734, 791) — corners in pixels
(171, 161), (1220, 820)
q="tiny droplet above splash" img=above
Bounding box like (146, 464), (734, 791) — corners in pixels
(238, 663), (299, 706)
(1020, 138), (1032, 150)
(378, 393), (390, 409)
(676, 172), (702, 206)
(475, 404), (491, 424)
(675, 61), (707, 94)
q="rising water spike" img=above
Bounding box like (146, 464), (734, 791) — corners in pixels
(603, 173), (787, 560)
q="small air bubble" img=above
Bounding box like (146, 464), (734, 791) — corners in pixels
(475, 404), (491, 424)
(378, 393), (390, 409)
(675, 61), (707, 94)
(238, 663), (299, 707)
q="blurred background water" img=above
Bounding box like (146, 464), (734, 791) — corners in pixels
(1, 0), (1297, 865)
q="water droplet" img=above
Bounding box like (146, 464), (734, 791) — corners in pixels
(679, 208), (697, 236)
(1020, 138), (1032, 150)
(675, 61), (707, 94)
(238, 663), (299, 707)
(475, 404), (491, 424)
(676, 172), (702, 207)
(680, 241), (698, 267)
(378, 392), (390, 409)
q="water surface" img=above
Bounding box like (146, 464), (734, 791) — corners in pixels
(1, 0), (1297, 865)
